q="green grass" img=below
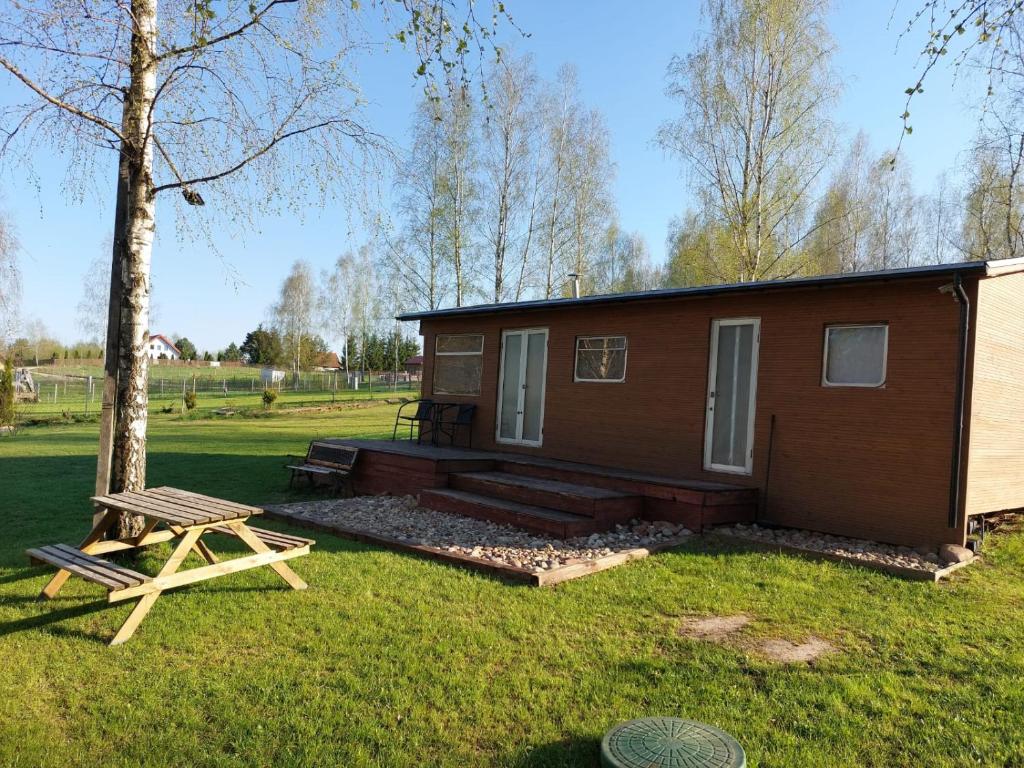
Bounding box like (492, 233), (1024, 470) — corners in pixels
(1, 407), (1023, 767)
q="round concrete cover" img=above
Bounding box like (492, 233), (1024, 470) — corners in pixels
(600, 717), (746, 768)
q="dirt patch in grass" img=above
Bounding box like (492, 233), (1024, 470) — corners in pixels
(678, 614), (751, 641)
(756, 637), (835, 664)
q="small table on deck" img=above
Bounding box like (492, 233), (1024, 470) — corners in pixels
(27, 487), (314, 646)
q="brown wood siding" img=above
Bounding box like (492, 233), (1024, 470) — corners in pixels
(420, 277), (969, 546)
(965, 271), (1024, 517)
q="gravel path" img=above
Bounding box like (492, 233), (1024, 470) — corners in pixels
(270, 495), (692, 572)
(715, 523), (945, 573)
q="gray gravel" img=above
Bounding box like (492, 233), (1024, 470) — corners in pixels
(272, 495), (691, 572)
(714, 523), (944, 572)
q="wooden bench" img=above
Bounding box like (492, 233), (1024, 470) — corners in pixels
(209, 525), (314, 552)
(26, 544), (151, 590)
(286, 441), (359, 495)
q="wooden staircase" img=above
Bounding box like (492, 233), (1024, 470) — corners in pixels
(419, 470), (642, 537)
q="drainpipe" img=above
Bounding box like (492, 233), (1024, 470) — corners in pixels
(946, 273), (970, 530)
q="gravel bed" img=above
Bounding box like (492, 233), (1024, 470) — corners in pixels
(714, 523), (945, 572)
(272, 495), (692, 572)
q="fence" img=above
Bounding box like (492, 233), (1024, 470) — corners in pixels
(20, 368), (421, 420)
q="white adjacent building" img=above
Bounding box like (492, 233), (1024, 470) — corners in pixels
(147, 334), (181, 360)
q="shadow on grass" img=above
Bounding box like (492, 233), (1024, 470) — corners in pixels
(0, 595), (111, 642)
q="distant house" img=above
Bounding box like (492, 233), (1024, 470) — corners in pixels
(315, 352), (343, 371)
(147, 335), (180, 360)
(404, 355), (423, 377)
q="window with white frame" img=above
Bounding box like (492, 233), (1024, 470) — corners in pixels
(433, 334), (484, 395)
(574, 336), (628, 382)
(822, 324), (888, 387)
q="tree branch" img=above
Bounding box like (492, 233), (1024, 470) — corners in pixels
(0, 53), (124, 141)
(152, 118), (375, 193)
(157, 0), (298, 61)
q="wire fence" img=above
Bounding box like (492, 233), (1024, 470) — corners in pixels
(20, 369), (422, 420)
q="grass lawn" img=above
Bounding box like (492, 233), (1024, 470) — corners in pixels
(1, 405), (1023, 767)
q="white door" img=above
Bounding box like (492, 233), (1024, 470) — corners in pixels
(496, 328), (549, 446)
(704, 318), (760, 474)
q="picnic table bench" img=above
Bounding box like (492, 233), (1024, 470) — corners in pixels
(286, 441), (358, 494)
(26, 486), (314, 646)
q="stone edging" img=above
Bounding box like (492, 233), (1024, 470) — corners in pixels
(707, 532), (978, 582)
(262, 506), (687, 587)
(262, 505), (978, 585)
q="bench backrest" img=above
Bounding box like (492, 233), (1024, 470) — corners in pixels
(306, 442), (359, 470)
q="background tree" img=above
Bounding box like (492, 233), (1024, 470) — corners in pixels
(218, 342), (241, 363)
(272, 260), (317, 374)
(439, 84), (480, 307)
(387, 97), (451, 311)
(0, 212), (18, 351)
(0, 355), (14, 428)
(658, 0), (839, 282)
(321, 252), (359, 372)
(480, 53), (541, 302)
(239, 326), (284, 367)
(174, 337), (197, 362)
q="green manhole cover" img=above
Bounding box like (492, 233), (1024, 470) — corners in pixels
(600, 717), (746, 768)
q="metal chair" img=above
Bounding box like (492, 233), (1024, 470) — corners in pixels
(392, 399), (435, 442)
(437, 403), (476, 448)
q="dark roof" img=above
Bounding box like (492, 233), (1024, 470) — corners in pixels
(404, 355), (424, 366)
(397, 258), (1024, 322)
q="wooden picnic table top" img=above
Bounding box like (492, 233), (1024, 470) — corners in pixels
(91, 486), (263, 526)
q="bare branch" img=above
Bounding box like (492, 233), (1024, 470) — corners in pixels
(0, 52), (124, 141)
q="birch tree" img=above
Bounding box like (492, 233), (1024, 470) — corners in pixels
(272, 260), (317, 374)
(0, 0), (515, 536)
(480, 53), (540, 302)
(439, 84), (479, 306)
(0, 213), (18, 349)
(658, 0), (839, 282)
(387, 97), (450, 311)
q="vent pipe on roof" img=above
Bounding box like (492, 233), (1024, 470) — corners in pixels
(568, 273), (581, 298)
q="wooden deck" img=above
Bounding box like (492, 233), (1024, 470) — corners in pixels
(324, 439), (758, 536)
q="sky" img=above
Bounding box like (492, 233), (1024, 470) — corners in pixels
(0, 0), (983, 353)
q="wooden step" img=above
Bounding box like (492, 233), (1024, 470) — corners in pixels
(209, 525), (315, 552)
(449, 471), (641, 521)
(26, 544), (150, 590)
(418, 489), (602, 538)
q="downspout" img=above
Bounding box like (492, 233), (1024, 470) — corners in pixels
(947, 273), (970, 530)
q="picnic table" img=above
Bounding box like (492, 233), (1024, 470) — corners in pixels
(27, 487), (314, 646)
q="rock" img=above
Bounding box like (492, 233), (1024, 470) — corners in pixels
(913, 544), (936, 557)
(924, 552), (940, 564)
(939, 543), (973, 565)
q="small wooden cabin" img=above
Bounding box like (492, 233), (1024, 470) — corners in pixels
(398, 259), (1024, 547)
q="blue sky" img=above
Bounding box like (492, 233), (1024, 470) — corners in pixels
(0, 0), (980, 352)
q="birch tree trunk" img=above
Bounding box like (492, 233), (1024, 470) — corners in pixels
(96, 0), (158, 539)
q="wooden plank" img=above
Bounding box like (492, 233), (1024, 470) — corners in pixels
(209, 525), (313, 550)
(149, 487), (262, 516)
(27, 547), (128, 589)
(86, 529), (179, 555)
(50, 544), (146, 588)
(107, 546), (310, 602)
(135, 490), (241, 522)
(144, 488), (250, 518)
(91, 493), (206, 525)
(228, 522), (308, 591)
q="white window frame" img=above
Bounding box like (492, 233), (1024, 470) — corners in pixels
(495, 328), (549, 447)
(573, 335), (628, 383)
(433, 333), (485, 396)
(821, 324), (889, 388)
